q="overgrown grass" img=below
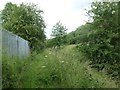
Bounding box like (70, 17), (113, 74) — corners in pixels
(2, 45), (119, 88)
(2, 53), (32, 88)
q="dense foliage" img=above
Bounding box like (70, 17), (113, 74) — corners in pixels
(77, 2), (120, 78)
(1, 2), (46, 51)
(66, 23), (92, 44)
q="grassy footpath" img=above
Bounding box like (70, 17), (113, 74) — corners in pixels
(19, 45), (119, 88)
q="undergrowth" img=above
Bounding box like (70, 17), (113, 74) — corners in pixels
(2, 45), (119, 88)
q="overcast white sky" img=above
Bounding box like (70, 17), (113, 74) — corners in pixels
(0, 0), (94, 39)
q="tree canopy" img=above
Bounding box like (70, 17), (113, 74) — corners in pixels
(1, 2), (46, 51)
(50, 21), (67, 48)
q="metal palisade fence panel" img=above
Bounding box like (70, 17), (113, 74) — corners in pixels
(1, 29), (30, 59)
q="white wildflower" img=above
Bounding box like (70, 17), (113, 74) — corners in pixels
(45, 55), (47, 58)
(112, 10), (115, 14)
(87, 43), (89, 46)
(60, 60), (64, 63)
(41, 66), (46, 68)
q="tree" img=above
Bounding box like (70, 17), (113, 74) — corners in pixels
(87, 2), (120, 64)
(1, 2), (46, 52)
(77, 2), (120, 76)
(51, 21), (67, 48)
(65, 23), (93, 44)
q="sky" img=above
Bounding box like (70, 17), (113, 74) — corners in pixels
(0, 0), (93, 39)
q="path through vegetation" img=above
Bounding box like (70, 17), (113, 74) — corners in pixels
(19, 45), (119, 88)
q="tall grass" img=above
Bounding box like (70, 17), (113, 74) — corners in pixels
(2, 45), (119, 88)
(2, 53), (32, 88)
(20, 45), (118, 88)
